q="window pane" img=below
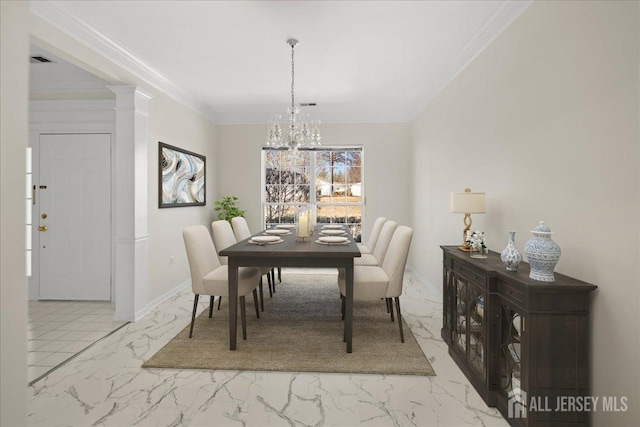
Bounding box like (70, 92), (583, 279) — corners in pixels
(331, 207), (347, 224)
(265, 167), (280, 184)
(294, 185), (310, 203)
(265, 185), (280, 203)
(346, 151), (361, 167)
(332, 192), (347, 204)
(347, 205), (362, 225)
(347, 167), (361, 184)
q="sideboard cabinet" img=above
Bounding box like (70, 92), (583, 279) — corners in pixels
(441, 246), (597, 426)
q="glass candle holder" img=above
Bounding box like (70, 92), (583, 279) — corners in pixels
(296, 206), (313, 239)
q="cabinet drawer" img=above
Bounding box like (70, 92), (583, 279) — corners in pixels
(453, 261), (487, 288)
(498, 280), (523, 303)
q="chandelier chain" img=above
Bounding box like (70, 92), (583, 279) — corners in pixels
(291, 42), (295, 111)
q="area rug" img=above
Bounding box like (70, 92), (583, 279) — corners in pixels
(143, 273), (435, 376)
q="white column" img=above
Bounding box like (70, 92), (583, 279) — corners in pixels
(108, 85), (152, 321)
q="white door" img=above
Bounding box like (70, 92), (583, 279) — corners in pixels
(38, 133), (111, 300)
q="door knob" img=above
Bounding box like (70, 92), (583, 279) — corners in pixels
(38, 226), (48, 232)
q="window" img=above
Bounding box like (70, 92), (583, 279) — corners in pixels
(262, 147), (363, 241)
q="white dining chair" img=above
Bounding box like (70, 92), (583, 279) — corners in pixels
(354, 220), (397, 266)
(357, 216), (386, 254)
(182, 225), (261, 340)
(231, 216), (276, 306)
(339, 225), (413, 342)
(212, 219), (270, 311)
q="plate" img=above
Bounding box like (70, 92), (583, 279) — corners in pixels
(318, 236), (349, 243)
(251, 235), (281, 243)
(249, 238), (283, 245)
(322, 224), (343, 229)
(265, 229), (290, 235)
(275, 224), (296, 229)
(315, 239), (349, 246)
(320, 230), (346, 235)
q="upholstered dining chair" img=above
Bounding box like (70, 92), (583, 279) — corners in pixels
(182, 225), (261, 340)
(354, 220), (397, 266)
(357, 216), (386, 254)
(211, 219), (268, 312)
(231, 216), (276, 307)
(339, 225), (413, 342)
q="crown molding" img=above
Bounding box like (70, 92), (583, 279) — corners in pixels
(30, 1), (218, 123)
(409, 0), (533, 119)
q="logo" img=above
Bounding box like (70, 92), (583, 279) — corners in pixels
(508, 388), (527, 419)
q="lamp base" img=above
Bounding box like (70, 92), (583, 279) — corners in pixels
(458, 245), (472, 252)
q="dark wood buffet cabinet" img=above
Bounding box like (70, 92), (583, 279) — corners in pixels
(440, 246), (597, 426)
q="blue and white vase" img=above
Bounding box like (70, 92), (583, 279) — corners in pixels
(501, 230), (522, 272)
(524, 221), (561, 282)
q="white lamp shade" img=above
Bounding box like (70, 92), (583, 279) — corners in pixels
(450, 191), (485, 214)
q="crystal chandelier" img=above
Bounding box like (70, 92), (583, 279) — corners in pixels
(267, 39), (321, 150)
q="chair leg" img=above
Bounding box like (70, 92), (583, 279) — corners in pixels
(343, 314), (347, 342)
(218, 295), (222, 310)
(341, 294), (345, 320)
(267, 273), (273, 297)
(386, 297), (390, 313)
(277, 267), (282, 283)
(388, 298), (395, 322)
(253, 289), (260, 319)
(209, 296), (214, 318)
(259, 278), (265, 312)
(395, 297), (405, 343)
(189, 294), (199, 338)
(271, 269), (276, 291)
(240, 296), (247, 340)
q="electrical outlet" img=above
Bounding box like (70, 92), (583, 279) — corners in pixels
(169, 256), (174, 266)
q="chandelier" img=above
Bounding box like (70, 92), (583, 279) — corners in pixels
(267, 39), (321, 150)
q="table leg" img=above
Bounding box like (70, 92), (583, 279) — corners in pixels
(228, 257), (238, 350)
(345, 262), (354, 353)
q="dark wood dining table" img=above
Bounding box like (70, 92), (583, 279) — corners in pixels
(219, 224), (361, 353)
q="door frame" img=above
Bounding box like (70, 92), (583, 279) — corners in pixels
(29, 99), (116, 301)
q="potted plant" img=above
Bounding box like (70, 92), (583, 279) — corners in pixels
(214, 196), (246, 223)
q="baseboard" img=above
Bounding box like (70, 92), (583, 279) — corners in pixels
(133, 279), (191, 321)
(406, 264), (442, 302)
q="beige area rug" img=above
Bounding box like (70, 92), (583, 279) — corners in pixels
(143, 273), (435, 376)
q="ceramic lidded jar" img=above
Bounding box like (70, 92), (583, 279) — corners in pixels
(524, 221), (561, 282)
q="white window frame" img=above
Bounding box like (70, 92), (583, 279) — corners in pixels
(261, 146), (364, 239)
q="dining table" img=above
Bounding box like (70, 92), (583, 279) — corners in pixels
(219, 224), (361, 353)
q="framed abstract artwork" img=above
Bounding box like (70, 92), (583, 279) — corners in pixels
(159, 142), (206, 208)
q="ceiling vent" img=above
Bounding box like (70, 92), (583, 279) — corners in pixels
(299, 103), (317, 107)
(30, 55), (55, 64)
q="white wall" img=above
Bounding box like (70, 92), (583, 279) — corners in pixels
(0, 2), (29, 425)
(147, 94), (218, 300)
(216, 123), (410, 240)
(408, 1), (639, 425)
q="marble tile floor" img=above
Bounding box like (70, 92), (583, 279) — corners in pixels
(27, 269), (508, 426)
(28, 300), (128, 384)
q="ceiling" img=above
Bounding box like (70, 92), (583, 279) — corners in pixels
(30, 1), (531, 124)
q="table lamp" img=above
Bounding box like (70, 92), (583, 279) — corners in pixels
(450, 188), (485, 251)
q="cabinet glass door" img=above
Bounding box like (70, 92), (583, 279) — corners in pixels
(442, 266), (453, 343)
(452, 277), (487, 382)
(499, 299), (526, 415)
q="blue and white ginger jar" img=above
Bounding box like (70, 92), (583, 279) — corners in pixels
(524, 221), (561, 282)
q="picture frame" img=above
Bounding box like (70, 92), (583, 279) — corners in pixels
(158, 142), (206, 208)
